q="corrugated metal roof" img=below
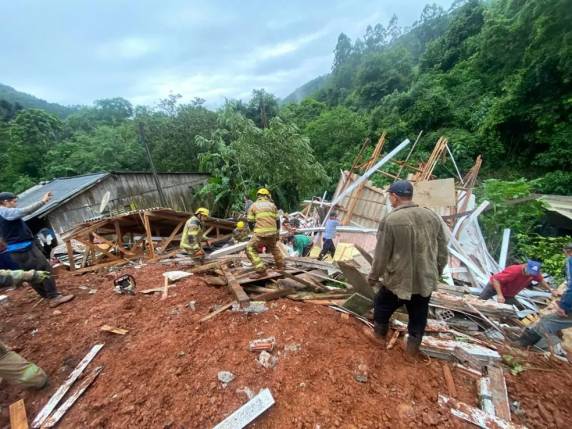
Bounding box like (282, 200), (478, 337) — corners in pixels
(17, 173), (110, 220)
(539, 195), (572, 221)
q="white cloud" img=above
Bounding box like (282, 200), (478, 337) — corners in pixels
(96, 37), (161, 61)
(249, 30), (328, 62)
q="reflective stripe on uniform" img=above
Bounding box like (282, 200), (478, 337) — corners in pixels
(254, 226), (277, 234)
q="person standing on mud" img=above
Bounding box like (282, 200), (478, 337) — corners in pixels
(367, 180), (448, 357)
(0, 191), (74, 307)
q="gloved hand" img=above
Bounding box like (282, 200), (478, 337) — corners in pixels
(34, 271), (51, 281)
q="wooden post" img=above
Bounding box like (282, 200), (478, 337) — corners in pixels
(143, 213), (155, 259)
(114, 221), (123, 249)
(65, 240), (75, 271)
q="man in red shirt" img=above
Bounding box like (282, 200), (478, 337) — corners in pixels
(479, 260), (552, 305)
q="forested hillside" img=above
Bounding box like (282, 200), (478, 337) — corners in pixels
(0, 83), (75, 118)
(0, 0), (570, 218)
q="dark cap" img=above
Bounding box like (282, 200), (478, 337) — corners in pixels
(0, 192), (17, 202)
(388, 180), (413, 197)
(564, 243), (572, 251)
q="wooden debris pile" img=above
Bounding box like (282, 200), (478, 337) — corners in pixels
(57, 208), (235, 274)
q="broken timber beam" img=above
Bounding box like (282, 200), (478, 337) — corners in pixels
(32, 344), (104, 428)
(488, 365), (512, 422)
(221, 266), (250, 308)
(337, 261), (375, 300)
(438, 394), (525, 429)
(43, 366), (103, 428)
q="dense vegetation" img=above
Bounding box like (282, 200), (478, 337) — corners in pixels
(0, 0), (570, 222)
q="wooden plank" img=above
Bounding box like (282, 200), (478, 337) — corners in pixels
(213, 388), (275, 429)
(139, 285), (176, 294)
(222, 266), (250, 308)
(199, 302), (234, 322)
(43, 367), (103, 428)
(158, 220), (184, 254)
(190, 261), (221, 273)
(254, 287), (296, 302)
(100, 325), (128, 335)
(441, 363), (457, 397)
(278, 271), (327, 292)
(354, 245), (373, 265)
(65, 240), (75, 271)
(9, 399), (28, 429)
(438, 394), (525, 429)
(91, 232), (136, 257)
(32, 344), (104, 428)
(114, 221), (123, 248)
(73, 237), (120, 261)
(71, 259), (129, 275)
(413, 178), (456, 208)
(488, 366), (511, 422)
(337, 261), (375, 299)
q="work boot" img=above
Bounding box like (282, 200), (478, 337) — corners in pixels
(406, 335), (422, 358)
(48, 294), (75, 308)
(373, 322), (389, 340)
(517, 328), (542, 347)
(249, 271), (268, 280)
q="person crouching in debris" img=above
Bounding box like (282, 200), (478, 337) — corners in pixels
(367, 180), (448, 357)
(0, 270), (50, 389)
(0, 192), (74, 307)
(318, 212), (339, 260)
(287, 234), (313, 257)
(246, 188), (284, 279)
(517, 244), (572, 357)
(232, 220), (250, 244)
(479, 260), (552, 306)
(180, 207), (210, 263)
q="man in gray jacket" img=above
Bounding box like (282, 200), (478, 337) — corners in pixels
(368, 180), (448, 357)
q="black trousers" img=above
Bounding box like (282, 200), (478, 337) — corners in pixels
(318, 238), (336, 260)
(374, 287), (431, 340)
(10, 244), (58, 299)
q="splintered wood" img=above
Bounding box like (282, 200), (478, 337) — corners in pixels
(9, 400), (28, 429)
(438, 394), (526, 429)
(32, 344), (104, 428)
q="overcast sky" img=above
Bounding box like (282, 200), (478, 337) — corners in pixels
(0, 0), (453, 108)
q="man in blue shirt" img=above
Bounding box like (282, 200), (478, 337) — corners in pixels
(519, 243), (572, 353)
(318, 212), (339, 260)
(0, 191), (74, 307)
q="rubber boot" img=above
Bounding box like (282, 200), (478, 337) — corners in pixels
(517, 328), (542, 347)
(406, 335), (422, 358)
(374, 322), (389, 340)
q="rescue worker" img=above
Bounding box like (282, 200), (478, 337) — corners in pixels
(232, 220), (250, 243)
(0, 269), (49, 389)
(0, 191), (74, 307)
(288, 234), (313, 257)
(479, 260), (552, 306)
(518, 243), (572, 353)
(246, 188), (284, 278)
(180, 207), (209, 262)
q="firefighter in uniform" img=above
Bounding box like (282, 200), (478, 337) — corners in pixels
(180, 207), (209, 262)
(246, 188), (284, 278)
(232, 220), (250, 243)
(0, 269), (49, 389)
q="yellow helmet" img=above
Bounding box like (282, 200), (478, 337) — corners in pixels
(257, 187), (271, 197)
(236, 221), (245, 229)
(195, 207), (210, 217)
